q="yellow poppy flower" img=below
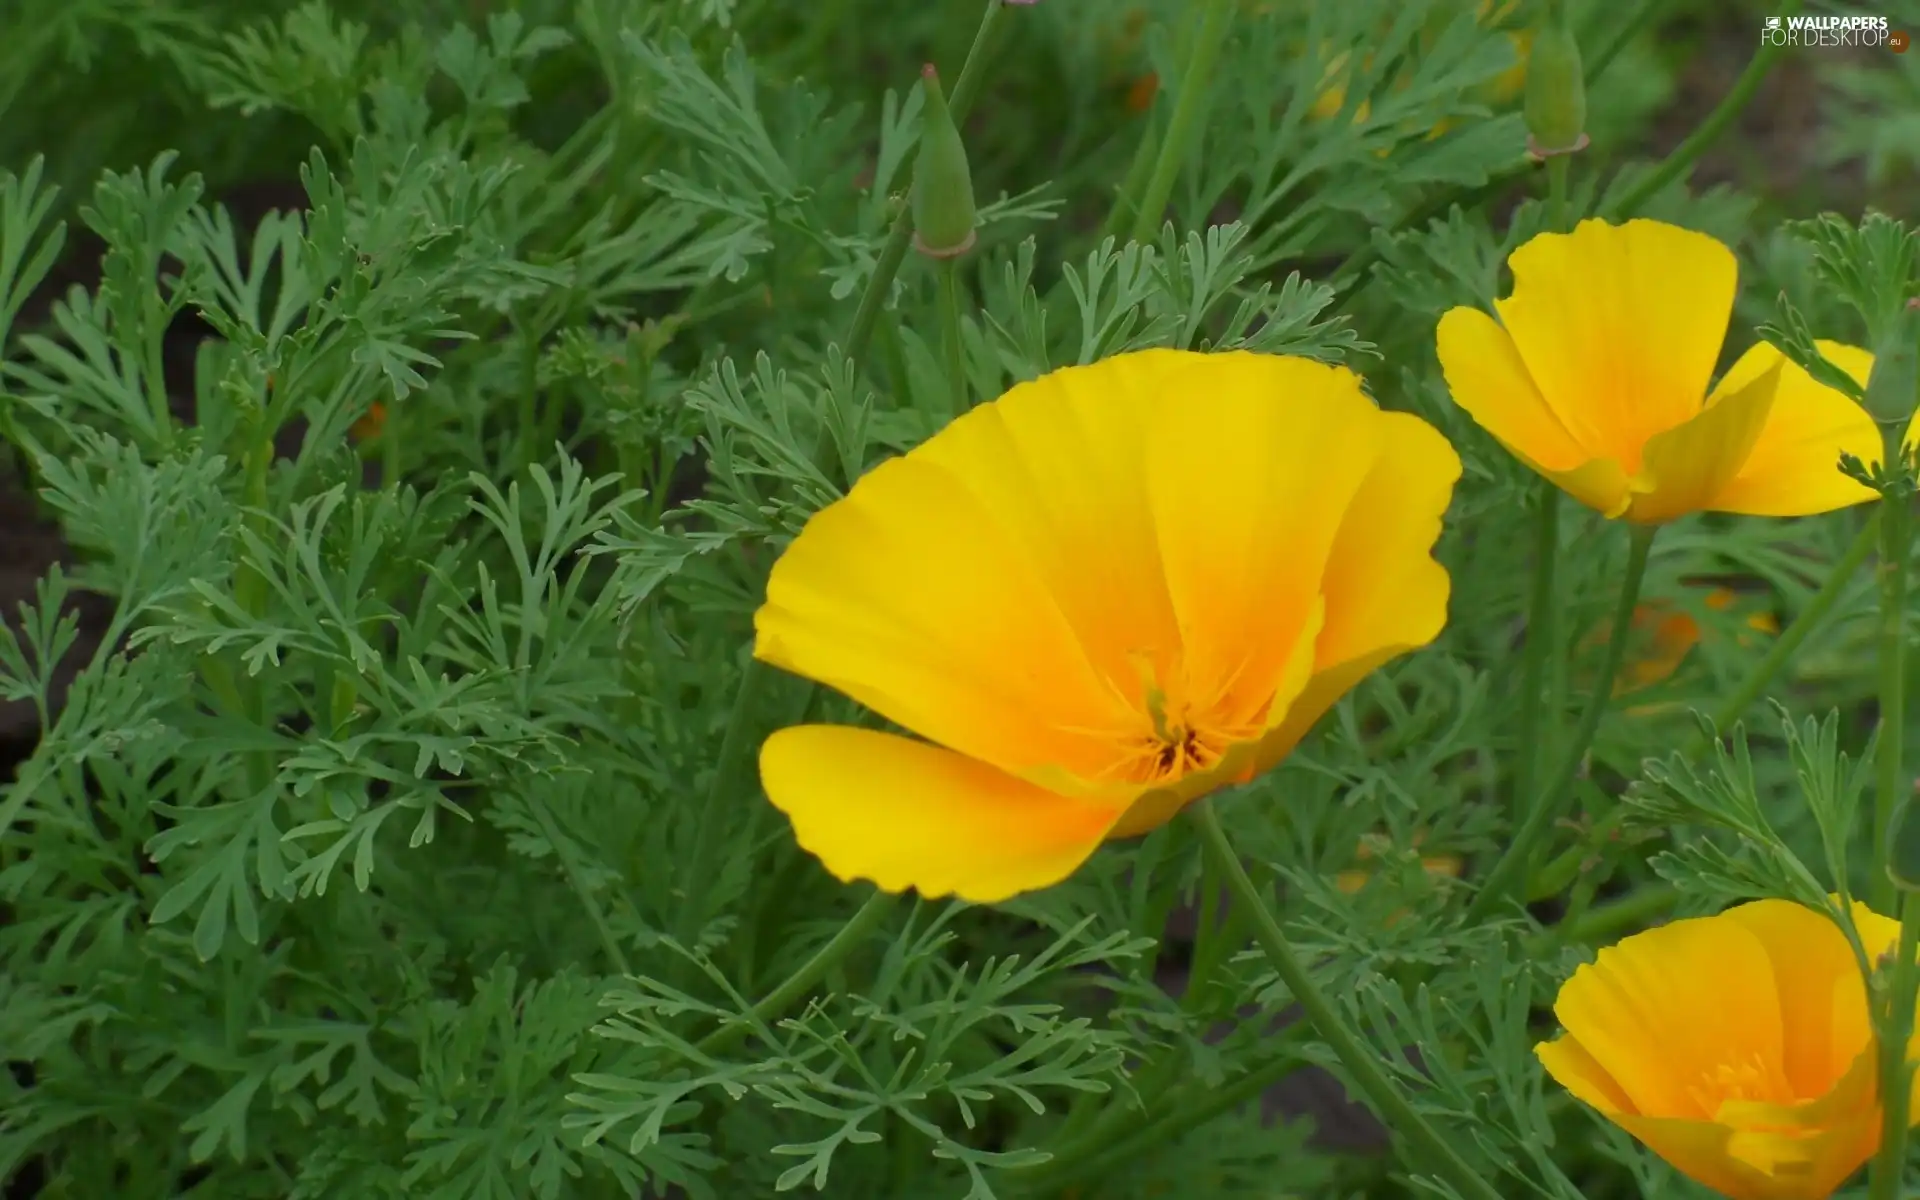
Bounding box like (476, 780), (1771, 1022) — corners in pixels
(753, 350), (1461, 903)
(1538, 898), (1920, 1199)
(1437, 218), (1895, 524)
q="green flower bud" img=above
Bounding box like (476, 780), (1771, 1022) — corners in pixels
(1524, 17), (1587, 156)
(911, 64), (978, 258)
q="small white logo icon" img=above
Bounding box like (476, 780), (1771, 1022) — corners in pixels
(1765, 16), (1781, 28)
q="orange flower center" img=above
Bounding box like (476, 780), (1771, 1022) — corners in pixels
(1685, 1051), (1796, 1115)
(1117, 655), (1241, 784)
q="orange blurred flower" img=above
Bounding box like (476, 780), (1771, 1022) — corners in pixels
(1617, 585), (1780, 694)
(1333, 830), (1463, 895)
(350, 401), (388, 443)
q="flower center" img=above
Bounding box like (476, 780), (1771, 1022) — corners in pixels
(1685, 1051), (1795, 1115)
(1135, 667), (1227, 782)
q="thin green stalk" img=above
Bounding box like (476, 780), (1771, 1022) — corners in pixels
(937, 258), (968, 417)
(695, 889), (896, 1057)
(1125, 0), (1236, 246)
(1873, 490), (1913, 915)
(674, 0), (1022, 957)
(1530, 511), (1881, 899)
(1190, 800), (1504, 1200)
(1510, 476), (1562, 827)
(528, 793), (633, 977)
(1101, 103), (1164, 243)
(1469, 524), (1655, 922)
(1870, 890), (1920, 1200)
(671, 653), (775, 951)
(1015, 1032), (1308, 1195)
(844, 0), (1013, 371)
(1545, 155), (1571, 231)
(1600, 0), (1800, 221)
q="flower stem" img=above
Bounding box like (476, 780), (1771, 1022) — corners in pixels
(844, 0), (1014, 372)
(528, 793), (633, 977)
(1189, 799), (1505, 1200)
(1600, 0), (1799, 221)
(695, 888), (896, 1057)
(672, 650), (775, 950)
(1013, 1032), (1307, 1195)
(1125, 0), (1236, 246)
(678, 0), (1019, 962)
(1528, 511), (1881, 900)
(1545, 155), (1571, 232)
(937, 258), (968, 417)
(1871, 890), (1920, 1200)
(1469, 523), (1655, 922)
(1873, 487), (1914, 916)
(1510, 479), (1562, 828)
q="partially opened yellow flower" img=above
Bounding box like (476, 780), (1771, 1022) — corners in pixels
(753, 350), (1461, 902)
(1437, 218), (1901, 524)
(1538, 898), (1920, 1199)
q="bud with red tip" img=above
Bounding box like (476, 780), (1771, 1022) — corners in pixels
(1524, 1), (1588, 157)
(911, 65), (979, 258)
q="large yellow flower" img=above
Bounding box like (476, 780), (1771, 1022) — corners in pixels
(752, 350), (1461, 902)
(1538, 898), (1920, 1199)
(1437, 218), (1890, 524)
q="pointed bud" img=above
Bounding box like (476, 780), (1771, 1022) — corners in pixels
(911, 65), (978, 258)
(1524, 4), (1588, 157)
(1889, 793), (1920, 893)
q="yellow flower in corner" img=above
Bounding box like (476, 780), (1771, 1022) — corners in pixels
(753, 350), (1462, 903)
(1538, 898), (1920, 1199)
(1437, 218), (1899, 525)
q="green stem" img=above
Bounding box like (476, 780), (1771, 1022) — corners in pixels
(677, 0), (1021, 971)
(694, 889), (896, 1057)
(1469, 524), (1655, 921)
(1015, 1034), (1307, 1195)
(1101, 101), (1164, 244)
(528, 793), (632, 977)
(1125, 0), (1236, 246)
(1530, 511), (1881, 899)
(843, 0), (1014, 371)
(1873, 490), (1913, 915)
(1600, 0), (1800, 221)
(672, 651), (775, 950)
(937, 258), (968, 417)
(1189, 800), (1504, 1200)
(1870, 890), (1920, 1200)
(1511, 483), (1562, 826)
(1545, 155), (1571, 232)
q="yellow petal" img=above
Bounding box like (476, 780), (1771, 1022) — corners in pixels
(1435, 305), (1588, 472)
(1705, 340), (1881, 516)
(1143, 353), (1384, 734)
(755, 358), (1180, 782)
(1252, 411), (1462, 771)
(1622, 358), (1779, 524)
(1435, 302), (1632, 516)
(1611, 1107), (1875, 1200)
(1553, 914), (1788, 1119)
(901, 348), (1197, 729)
(759, 725), (1129, 903)
(1494, 219), (1737, 473)
(1536, 1033), (1638, 1115)
(1715, 899), (1875, 1098)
